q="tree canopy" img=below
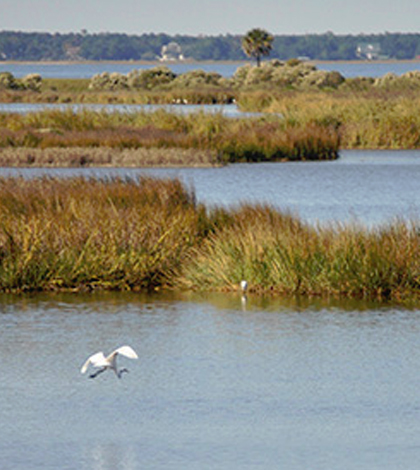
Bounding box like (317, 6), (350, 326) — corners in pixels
(241, 29), (274, 66)
(1, 31), (420, 62)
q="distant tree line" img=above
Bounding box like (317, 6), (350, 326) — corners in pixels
(1, 30), (420, 61)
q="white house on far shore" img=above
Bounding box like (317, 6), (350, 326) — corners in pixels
(356, 43), (381, 60)
(160, 42), (185, 61)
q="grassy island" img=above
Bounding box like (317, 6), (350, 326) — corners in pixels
(0, 176), (419, 304)
(0, 107), (339, 165)
(2, 61), (420, 166)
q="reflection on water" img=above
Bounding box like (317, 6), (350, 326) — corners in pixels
(0, 289), (399, 314)
(87, 443), (138, 470)
(2, 291), (420, 469)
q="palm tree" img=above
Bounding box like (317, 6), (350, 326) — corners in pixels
(242, 28), (274, 67)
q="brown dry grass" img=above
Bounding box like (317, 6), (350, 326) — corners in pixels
(0, 147), (219, 167)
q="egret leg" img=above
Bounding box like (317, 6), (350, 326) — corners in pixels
(89, 367), (107, 379)
(117, 368), (129, 379)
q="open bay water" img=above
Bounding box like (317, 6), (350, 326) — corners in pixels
(2, 292), (420, 470)
(2, 60), (420, 78)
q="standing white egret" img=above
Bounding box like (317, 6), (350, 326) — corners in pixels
(81, 345), (138, 379)
(240, 280), (248, 311)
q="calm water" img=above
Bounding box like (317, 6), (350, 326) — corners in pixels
(1, 149), (420, 225)
(2, 292), (420, 470)
(0, 102), (246, 116)
(1, 60), (420, 78)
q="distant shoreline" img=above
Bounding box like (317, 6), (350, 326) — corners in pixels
(0, 59), (249, 66)
(1, 58), (420, 66)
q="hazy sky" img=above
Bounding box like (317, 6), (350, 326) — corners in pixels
(2, 0), (420, 36)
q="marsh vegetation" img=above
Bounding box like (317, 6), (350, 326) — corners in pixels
(0, 107), (339, 164)
(0, 176), (419, 303)
(2, 61), (420, 162)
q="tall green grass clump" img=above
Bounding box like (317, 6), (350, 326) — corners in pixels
(181, 204), (420, 302)
(0, 176), (207, 292)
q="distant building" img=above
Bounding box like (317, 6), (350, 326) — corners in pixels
(64, 43), (83, 61)
(160, 42), (184, 61)
(356, 43), (381, 60)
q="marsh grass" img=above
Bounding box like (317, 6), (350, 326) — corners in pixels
(6, 88), (419, 153)
(0, 176), (208, 292)
(1, 177), (420, 303)
(4, 73), (420, 150)
(0, 78), (235, 105)
(0, 109), (339, 162)
(0, 147), (218, 167)
(181, 204), (420, 303)
(245, 90), (420, 149)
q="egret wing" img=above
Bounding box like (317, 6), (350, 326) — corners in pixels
(80, 351), (107, 373)
(113, 345), (138, 360)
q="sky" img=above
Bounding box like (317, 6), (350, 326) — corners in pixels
(1, 0), (420, 36)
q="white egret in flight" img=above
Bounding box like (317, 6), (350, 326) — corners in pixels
(81, 345), (138, 379)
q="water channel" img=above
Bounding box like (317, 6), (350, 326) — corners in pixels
(3, 291), (420, 470)
(1, 149), (420, 225)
